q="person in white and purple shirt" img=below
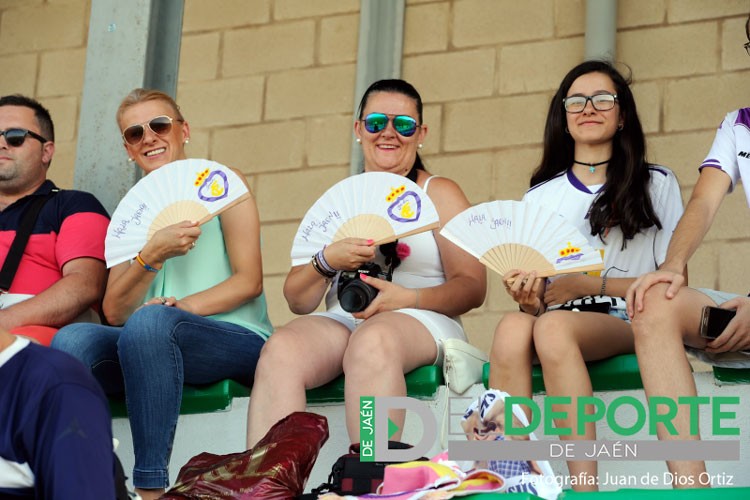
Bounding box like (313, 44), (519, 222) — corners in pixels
(626, 14), (750, 488)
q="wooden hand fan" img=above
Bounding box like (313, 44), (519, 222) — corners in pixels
(105, 159), (250, 268)
(440, 200), (604, 278)
(290, 172), (440, 266)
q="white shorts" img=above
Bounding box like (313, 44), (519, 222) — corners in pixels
(312, 307), (465, 366)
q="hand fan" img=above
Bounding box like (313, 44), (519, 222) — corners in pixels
(290, 172), (440, 265)
(440, 200), (604, 278)
(105, 159), (250, 268)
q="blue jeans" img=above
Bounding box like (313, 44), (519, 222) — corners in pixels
(51, 305), (266, 489)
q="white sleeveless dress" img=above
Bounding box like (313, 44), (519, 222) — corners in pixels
(314, 175), (466, 366)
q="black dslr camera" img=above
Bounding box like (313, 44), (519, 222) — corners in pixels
(337, 262), (392, 313)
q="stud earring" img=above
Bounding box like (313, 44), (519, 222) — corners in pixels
(418, 143), (423, 149)
(356, 138), (361, 144)
(617, 123), (624, 131)
(184, 138), (190, 144)
(127, 157), (134, 163)
(565, 127), (570, 134)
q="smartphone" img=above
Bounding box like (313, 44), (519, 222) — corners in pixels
(699, 306), (737, 339)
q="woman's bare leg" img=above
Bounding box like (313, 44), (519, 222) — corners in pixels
(534, 310), (634, 492)
(342, 312), (437, 443)
(488, 311), (537, 420)
(246, 316), (350, 447)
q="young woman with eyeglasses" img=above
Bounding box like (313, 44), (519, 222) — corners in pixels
(487, 61), (684, 490)
(52, 89), (272, 500)
(246, 79), (486, 447)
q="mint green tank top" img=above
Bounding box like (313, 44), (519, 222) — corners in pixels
(144, 217), (273, 339)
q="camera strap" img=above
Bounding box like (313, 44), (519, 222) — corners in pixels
(0, 189), (59, 293)
(384, 260), (394, 281)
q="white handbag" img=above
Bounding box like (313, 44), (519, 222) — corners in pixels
(440, 338), (488, 394)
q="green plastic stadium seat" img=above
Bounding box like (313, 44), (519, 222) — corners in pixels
(110, 365), (443, 418)
(712, 366), (750, 385)
(482, 354), (643, 395)
(109, 379), (251, 418)
(306, 365), (443, 404)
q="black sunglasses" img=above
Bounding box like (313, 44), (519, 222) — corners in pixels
(122, 115), (181, 145)
(0, 128), (49, 147)
(361, 113), (420, 137)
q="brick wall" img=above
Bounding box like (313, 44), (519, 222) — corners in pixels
(0, 0), (90, 188)
(2, 0), (748, 351)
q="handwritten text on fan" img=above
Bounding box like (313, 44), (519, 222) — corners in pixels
(110, 203), (148, 239)
(466, 212), (512, 230)
(300, 210), (342, 242)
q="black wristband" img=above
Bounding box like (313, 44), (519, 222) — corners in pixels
(311, 253), (336, 279)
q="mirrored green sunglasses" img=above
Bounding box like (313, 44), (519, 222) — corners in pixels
(362, 113), (420, 137)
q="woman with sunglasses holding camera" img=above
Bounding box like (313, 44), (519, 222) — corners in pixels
(52, 89), (272, 499)
(246, 79), (486, 448)
(487, 61), (684, 491)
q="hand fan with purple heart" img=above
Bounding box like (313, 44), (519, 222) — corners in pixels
(105, 159), (250, 267)
(290, 172), (440, 266)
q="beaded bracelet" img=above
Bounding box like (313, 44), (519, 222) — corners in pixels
(311, 252), (336, 279)
(316, 249), (336, 274)
(135, 252), (160, 273)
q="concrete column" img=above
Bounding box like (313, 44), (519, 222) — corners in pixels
(74, 0), (184, 214)
(350, 0), (405, 175)
(585, 0), (617, 62)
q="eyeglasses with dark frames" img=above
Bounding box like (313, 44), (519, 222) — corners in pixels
(0, 128), (49, 148)
(122, 115), (182, 146)
(563, 93), (618, 113)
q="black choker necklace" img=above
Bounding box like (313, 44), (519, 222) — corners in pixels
(574, 158), (611, 173)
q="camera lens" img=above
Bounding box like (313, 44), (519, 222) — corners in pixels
(339, 281), (376, 313)
(337, 262), (389, 313)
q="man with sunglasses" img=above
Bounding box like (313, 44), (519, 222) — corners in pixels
(0, 94), (109, 346)
(625, 14), (750, 488)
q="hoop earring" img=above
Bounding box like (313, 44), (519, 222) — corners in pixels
(617, 123), (624, 131)
(565, 127), (570, 134)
